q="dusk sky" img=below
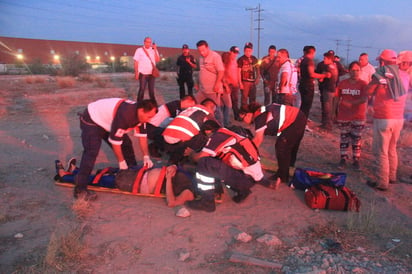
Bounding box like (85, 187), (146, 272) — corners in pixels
(1, 0), (411, 63)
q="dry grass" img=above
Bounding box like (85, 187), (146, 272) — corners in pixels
(56, 76), (76, 88)
(399, 130), (412, 146)
(95, 77), (109, 88)
(72, 198), (93, 219)
(44, 221), (88, 271)
(24, 76), (46, 84)
(78, 73), (96, 82)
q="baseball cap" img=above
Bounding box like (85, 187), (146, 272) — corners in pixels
(324, 51), (334, 59)
(327, 50), (335, 56)
(230, 46), (239, 53)
(182, 44), (189, 49)
(244, 42), (253, 49)
(376, 49), (397, 61)
(397, 50), (412, 63)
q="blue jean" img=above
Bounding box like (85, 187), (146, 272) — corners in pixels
(137, 74), (156, 101)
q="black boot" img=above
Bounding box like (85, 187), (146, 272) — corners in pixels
(186, 190), (216, 212)
(232, 189), (251, 203)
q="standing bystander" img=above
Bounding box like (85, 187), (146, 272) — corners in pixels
(238, 42), (260, 111)
(133, 37), (160, 102)
(260, 45), (279, 105)
(176, 44), (197, 98)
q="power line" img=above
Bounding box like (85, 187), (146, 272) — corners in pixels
(245, 6), (257, 43)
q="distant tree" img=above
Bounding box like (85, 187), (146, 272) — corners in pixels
(61, 53), (90, 76)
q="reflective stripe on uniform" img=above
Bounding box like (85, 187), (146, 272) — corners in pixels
(277, 104), (286, 136)
(196, 172), (215, 191)
(166, 125), (195, 137)
(179, 115), (200, 130)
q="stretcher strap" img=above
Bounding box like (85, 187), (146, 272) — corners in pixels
(132, 166), (148, 194)
(153, 166), (167, 197)
(92, 167), (111, 184)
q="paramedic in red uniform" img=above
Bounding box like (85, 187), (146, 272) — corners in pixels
(75, 98), (158, 200)
(240, 102), (306, 188)
(162, 98), (217, 165)
(186, 120), (266, 212)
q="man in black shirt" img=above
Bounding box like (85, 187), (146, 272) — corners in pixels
(299, 46), (328, 119)
(176, 44), (197, 98)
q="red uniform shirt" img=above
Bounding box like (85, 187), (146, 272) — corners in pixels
(336, 79), (368, 121)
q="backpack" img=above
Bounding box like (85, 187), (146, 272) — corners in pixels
(289, 167), (346, 190)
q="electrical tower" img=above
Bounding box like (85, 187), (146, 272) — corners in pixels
(245, 7), (257, 44)
(254, 3), (264, 58)
(345, 39), (352, 66)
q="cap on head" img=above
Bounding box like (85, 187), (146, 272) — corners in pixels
(324, 52), (334, 59)
(269, 45), (276, 51)
(327, 50), (335, 56)
(244, 42), (253, 49)
(182, 44), (189, 49)
(230, 46), (239, 53)
(397, 50), (412, 63)
(376, 49), (397, 61)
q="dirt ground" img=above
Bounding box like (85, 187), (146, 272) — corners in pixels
(0, 73), (411, 273)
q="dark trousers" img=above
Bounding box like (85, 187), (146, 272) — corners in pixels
(75, 110), (137, 192)
(320, 89), (334, 129)
(299, 85), (314, 119)
(274, 93), (295, 106)
(137, 74), (156, 102)
(177, 75), (194, 98)
(275, 111), (307, 182)
(241, 81), (257, 110)
(197, 157), (254, 194)
(146, 123), (166, 151)
(263, 81), (276, 105)
(229, 84), (240, 120)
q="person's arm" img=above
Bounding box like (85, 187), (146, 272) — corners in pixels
(134, 60), (139, 80)
(252, 130), (265, 148)
(112, 144), (128, 169)
(331, 87), (340, 121)
(165, 165), (194, 207)
(279, 71), (288, 92)
(308, 63), (327, 79)
(153, 43), (160, 62)
(365, 77), (379, 96)
(188, 56), (197, 69)
(190, 150), (209, 163)
(238, 67), (244, 90)
(214, 70), (225, 93)
(138, 136), (153, 168)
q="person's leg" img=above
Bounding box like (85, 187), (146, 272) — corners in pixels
(388, 119), (403, 183)
(249, 83), (257, 104)
(263, 83), (270, 105)
(121, 134), (137, 167)
(221, 92), (232, 127)
(240, 81), (250, 110)
(187, 76), (194, 96)
(230, 85), (240, 120)
(147, 75), (156, 102)
(351, 120), (365, 161)
(289, 112), (306, 168)
(299, 86), (314, 119)
(338, 121), (351, 161)
(177, 77), (185, 99)
(75, 121), (105, 198)
(137, 74), (148, 101)
(372, 119), (391, 189)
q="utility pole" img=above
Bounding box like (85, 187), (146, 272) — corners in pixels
(345, 39), (352, 66)
(245, 7), (257, 44)
(335, 39), (341, 56)
(254, 3), (264, 58)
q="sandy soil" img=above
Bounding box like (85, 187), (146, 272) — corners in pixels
(0, 73), (411, 273)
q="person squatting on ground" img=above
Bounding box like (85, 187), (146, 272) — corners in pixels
(222, 46), (241, 121)
(176, 44), (197, 98)
(186, 120), (266, 212)
(74, 98), (158, 200)
(162, 99), (217, 165)
(298, 46), (329, 120)
(134, 37), (160, 102)
(274, 48), (295, 106)
(332, 61), (368, 170)
(366, 49), (409, 191)
(238, 42), (260, 111)
(316, 51), (339, 130)
(260, 45), (279, 105)
(195, 40), (225, 125)
(146, 95), (197, 157)
(240, 102), (307, 188)
(54, 160), (195, 210)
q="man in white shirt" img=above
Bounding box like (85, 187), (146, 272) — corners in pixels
(133, 37), (160, 102)
(359, 53), (376, 84)
(274, 49), (295, 106)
